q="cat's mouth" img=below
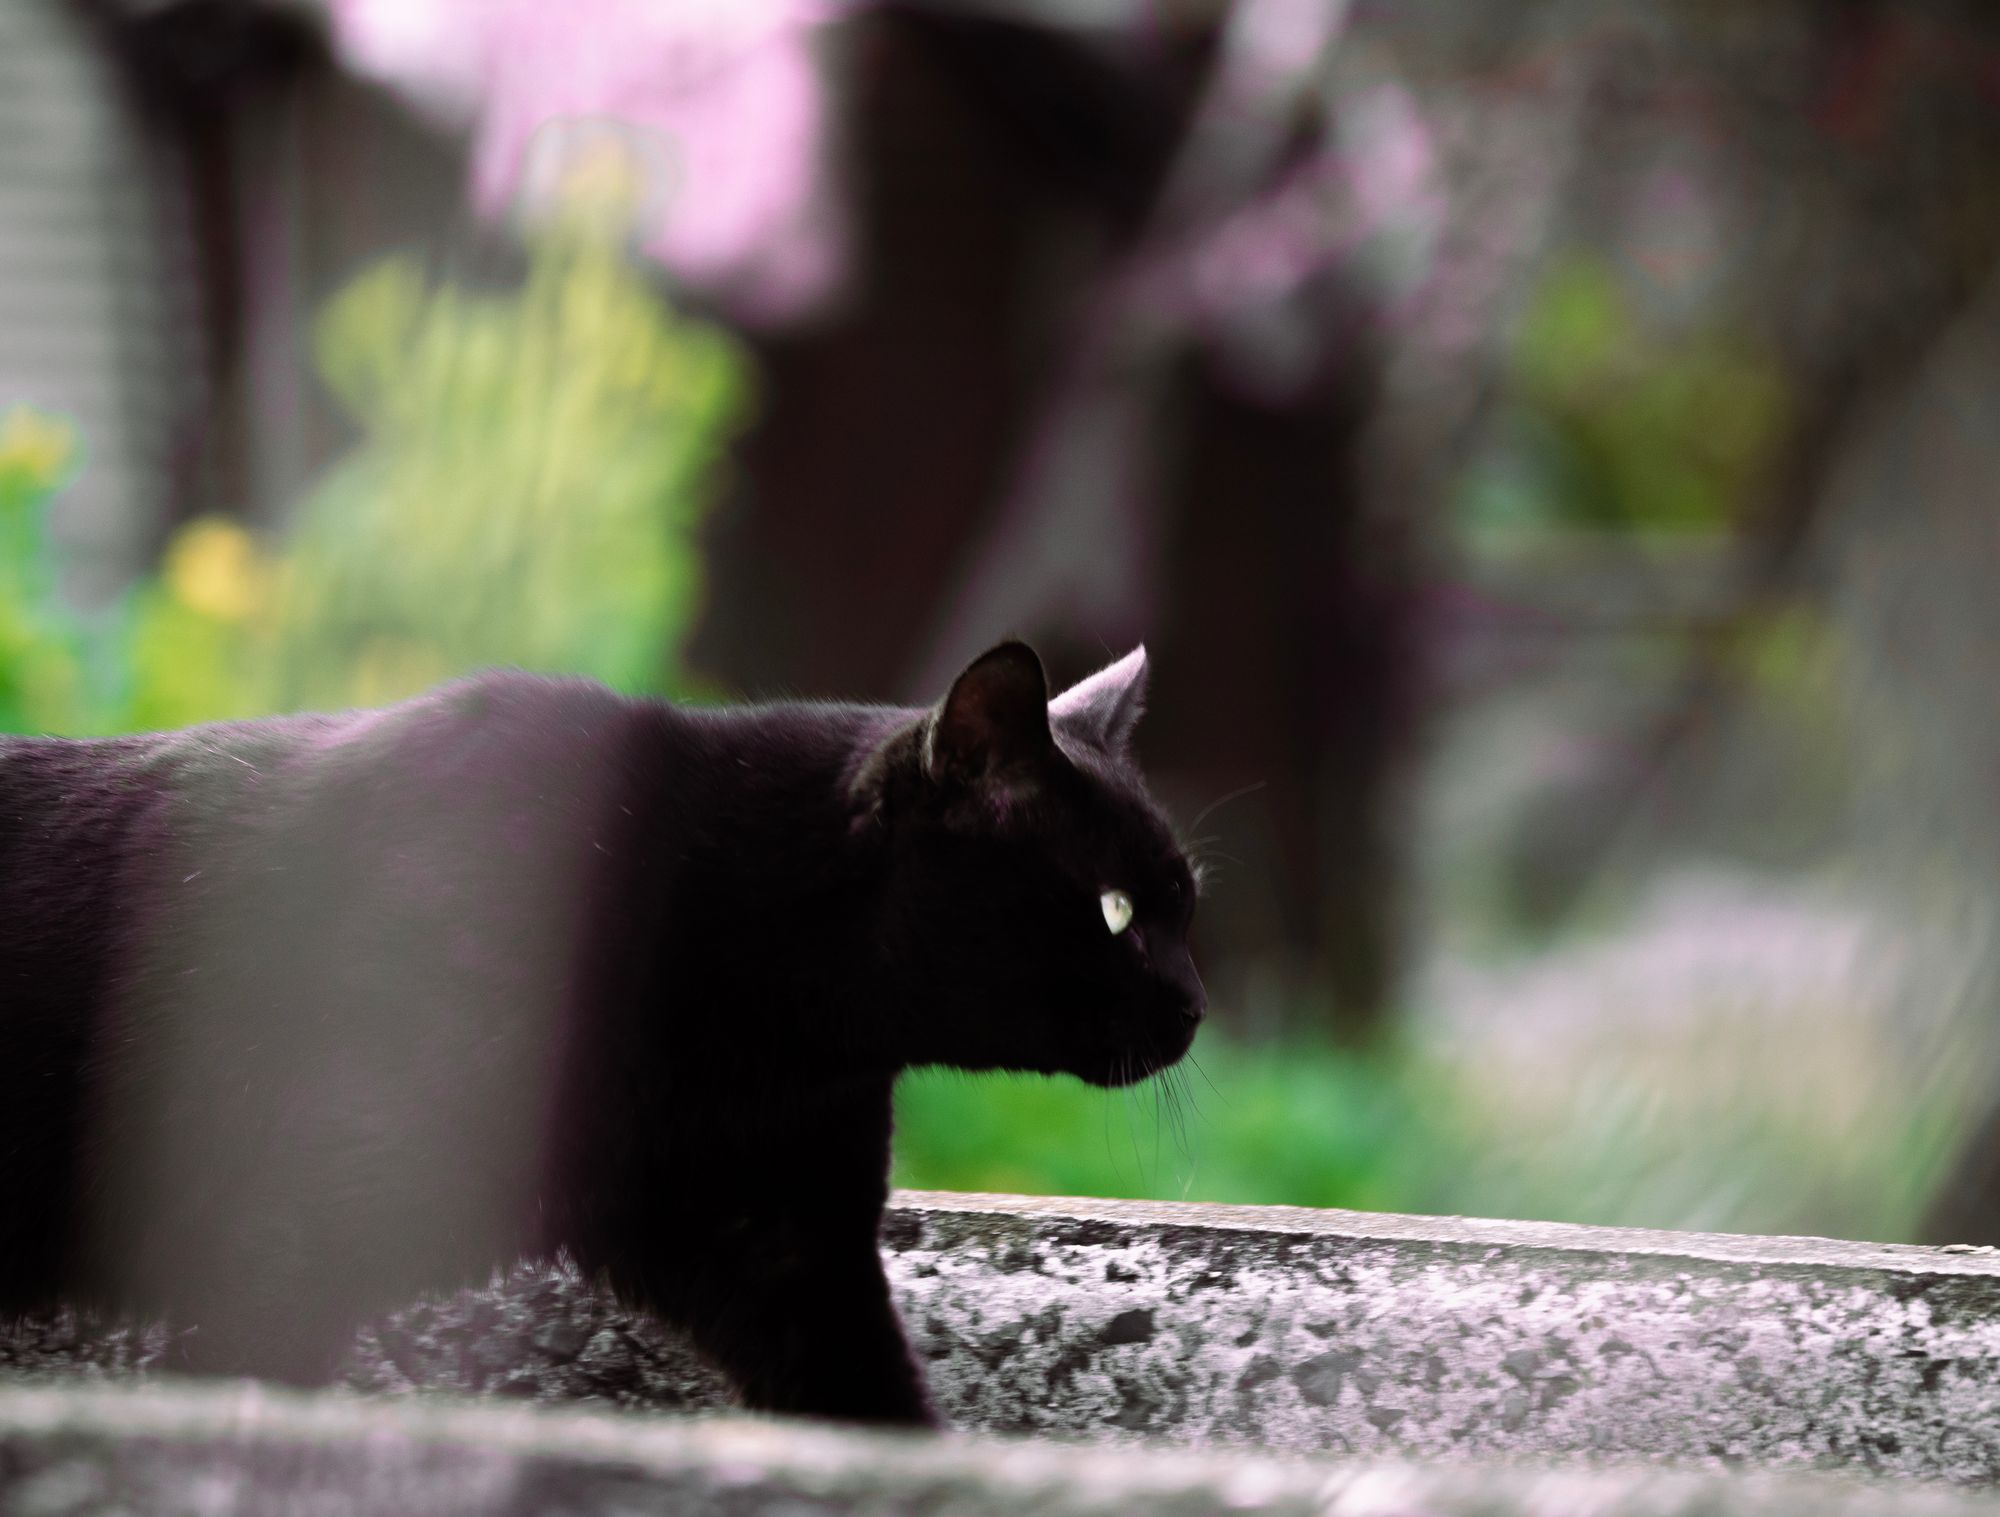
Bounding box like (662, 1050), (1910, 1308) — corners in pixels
(1075, 1021), (1199, 1089)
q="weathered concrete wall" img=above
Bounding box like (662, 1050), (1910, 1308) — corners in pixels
(3, 1380), (1999, 1517)
(8, 1192), (2000, 1488)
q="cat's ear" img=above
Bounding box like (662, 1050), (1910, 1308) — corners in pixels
(927, 641), (1054, 783)
(1048, 645), (1148, 754)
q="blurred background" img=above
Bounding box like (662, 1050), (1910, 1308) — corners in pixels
(4, 0), (1998, 1243)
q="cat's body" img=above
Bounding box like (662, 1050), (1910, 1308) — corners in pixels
(0, 644), (1201, 1424)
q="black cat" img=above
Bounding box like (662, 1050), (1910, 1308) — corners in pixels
(0, 641), (1202, 1425)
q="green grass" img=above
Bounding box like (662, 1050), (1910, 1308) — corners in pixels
(891, 1033), (1467, 1213)
(891, 1013), (1964, 1244)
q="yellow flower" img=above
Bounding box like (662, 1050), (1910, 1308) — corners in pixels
(165, 518), (270, 622)
(0, 407), (78, 490)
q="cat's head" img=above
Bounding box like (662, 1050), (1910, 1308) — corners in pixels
(857, 641), (1204, 1088)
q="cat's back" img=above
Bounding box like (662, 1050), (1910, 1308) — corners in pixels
(0, 670), (638, 884)
(0, 714), (327, 1309)
(0, 668), (647, 1080)
(0, 672), (653, 1321)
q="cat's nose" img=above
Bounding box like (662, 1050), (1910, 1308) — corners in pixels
(1157, 942), (1204, 1024)
(1179, 969), (1207, 1025)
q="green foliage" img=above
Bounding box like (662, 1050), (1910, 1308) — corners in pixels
(267, 235), (742, 713)
(1458, 252), (1789, 541)
(893, 1035), (1465, 1213)
(895, 1013), (1956, 1243)
(0, 408), (90, 733)
(2, 227), (747, 739)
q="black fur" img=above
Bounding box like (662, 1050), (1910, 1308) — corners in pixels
(0, 642), (1201, 1425)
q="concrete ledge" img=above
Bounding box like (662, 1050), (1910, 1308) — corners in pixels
(8, 1193), (2000, 1487)
(891, 1193), (2000, 1483)
(3, 1380), (1998, 1517)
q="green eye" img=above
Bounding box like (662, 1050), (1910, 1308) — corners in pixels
(1100, 888), (1134, 935)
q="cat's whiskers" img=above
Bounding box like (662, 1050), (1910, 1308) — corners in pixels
(1185, 841), (1246, 869)
(1180, 780), (1263, 903)
(1101, 1071), (1119, 1174)
(1119, 1054), (1153, 1186)
(1154, 1073), (1174, 1166)
(1186, 1052), (1229, 1108)
(1169, 1067), (1198, 1160)
(1182, 836), (1246, 900)
(1186, 780), (1267, 836)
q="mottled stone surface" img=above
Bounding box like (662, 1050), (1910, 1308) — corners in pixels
(1, 1263), (734, 1413)
(3, 1380), (1998, 1517)
(889, 1193), (2000, 1484)
(8, 1193), (2000, 1489)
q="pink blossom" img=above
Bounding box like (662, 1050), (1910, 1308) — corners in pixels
(328, 0), (852, 324)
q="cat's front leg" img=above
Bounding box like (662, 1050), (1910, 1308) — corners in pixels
(664, 1213), (938, 1428)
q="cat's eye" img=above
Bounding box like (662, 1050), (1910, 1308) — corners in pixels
(1100, 888), (1134, 935)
